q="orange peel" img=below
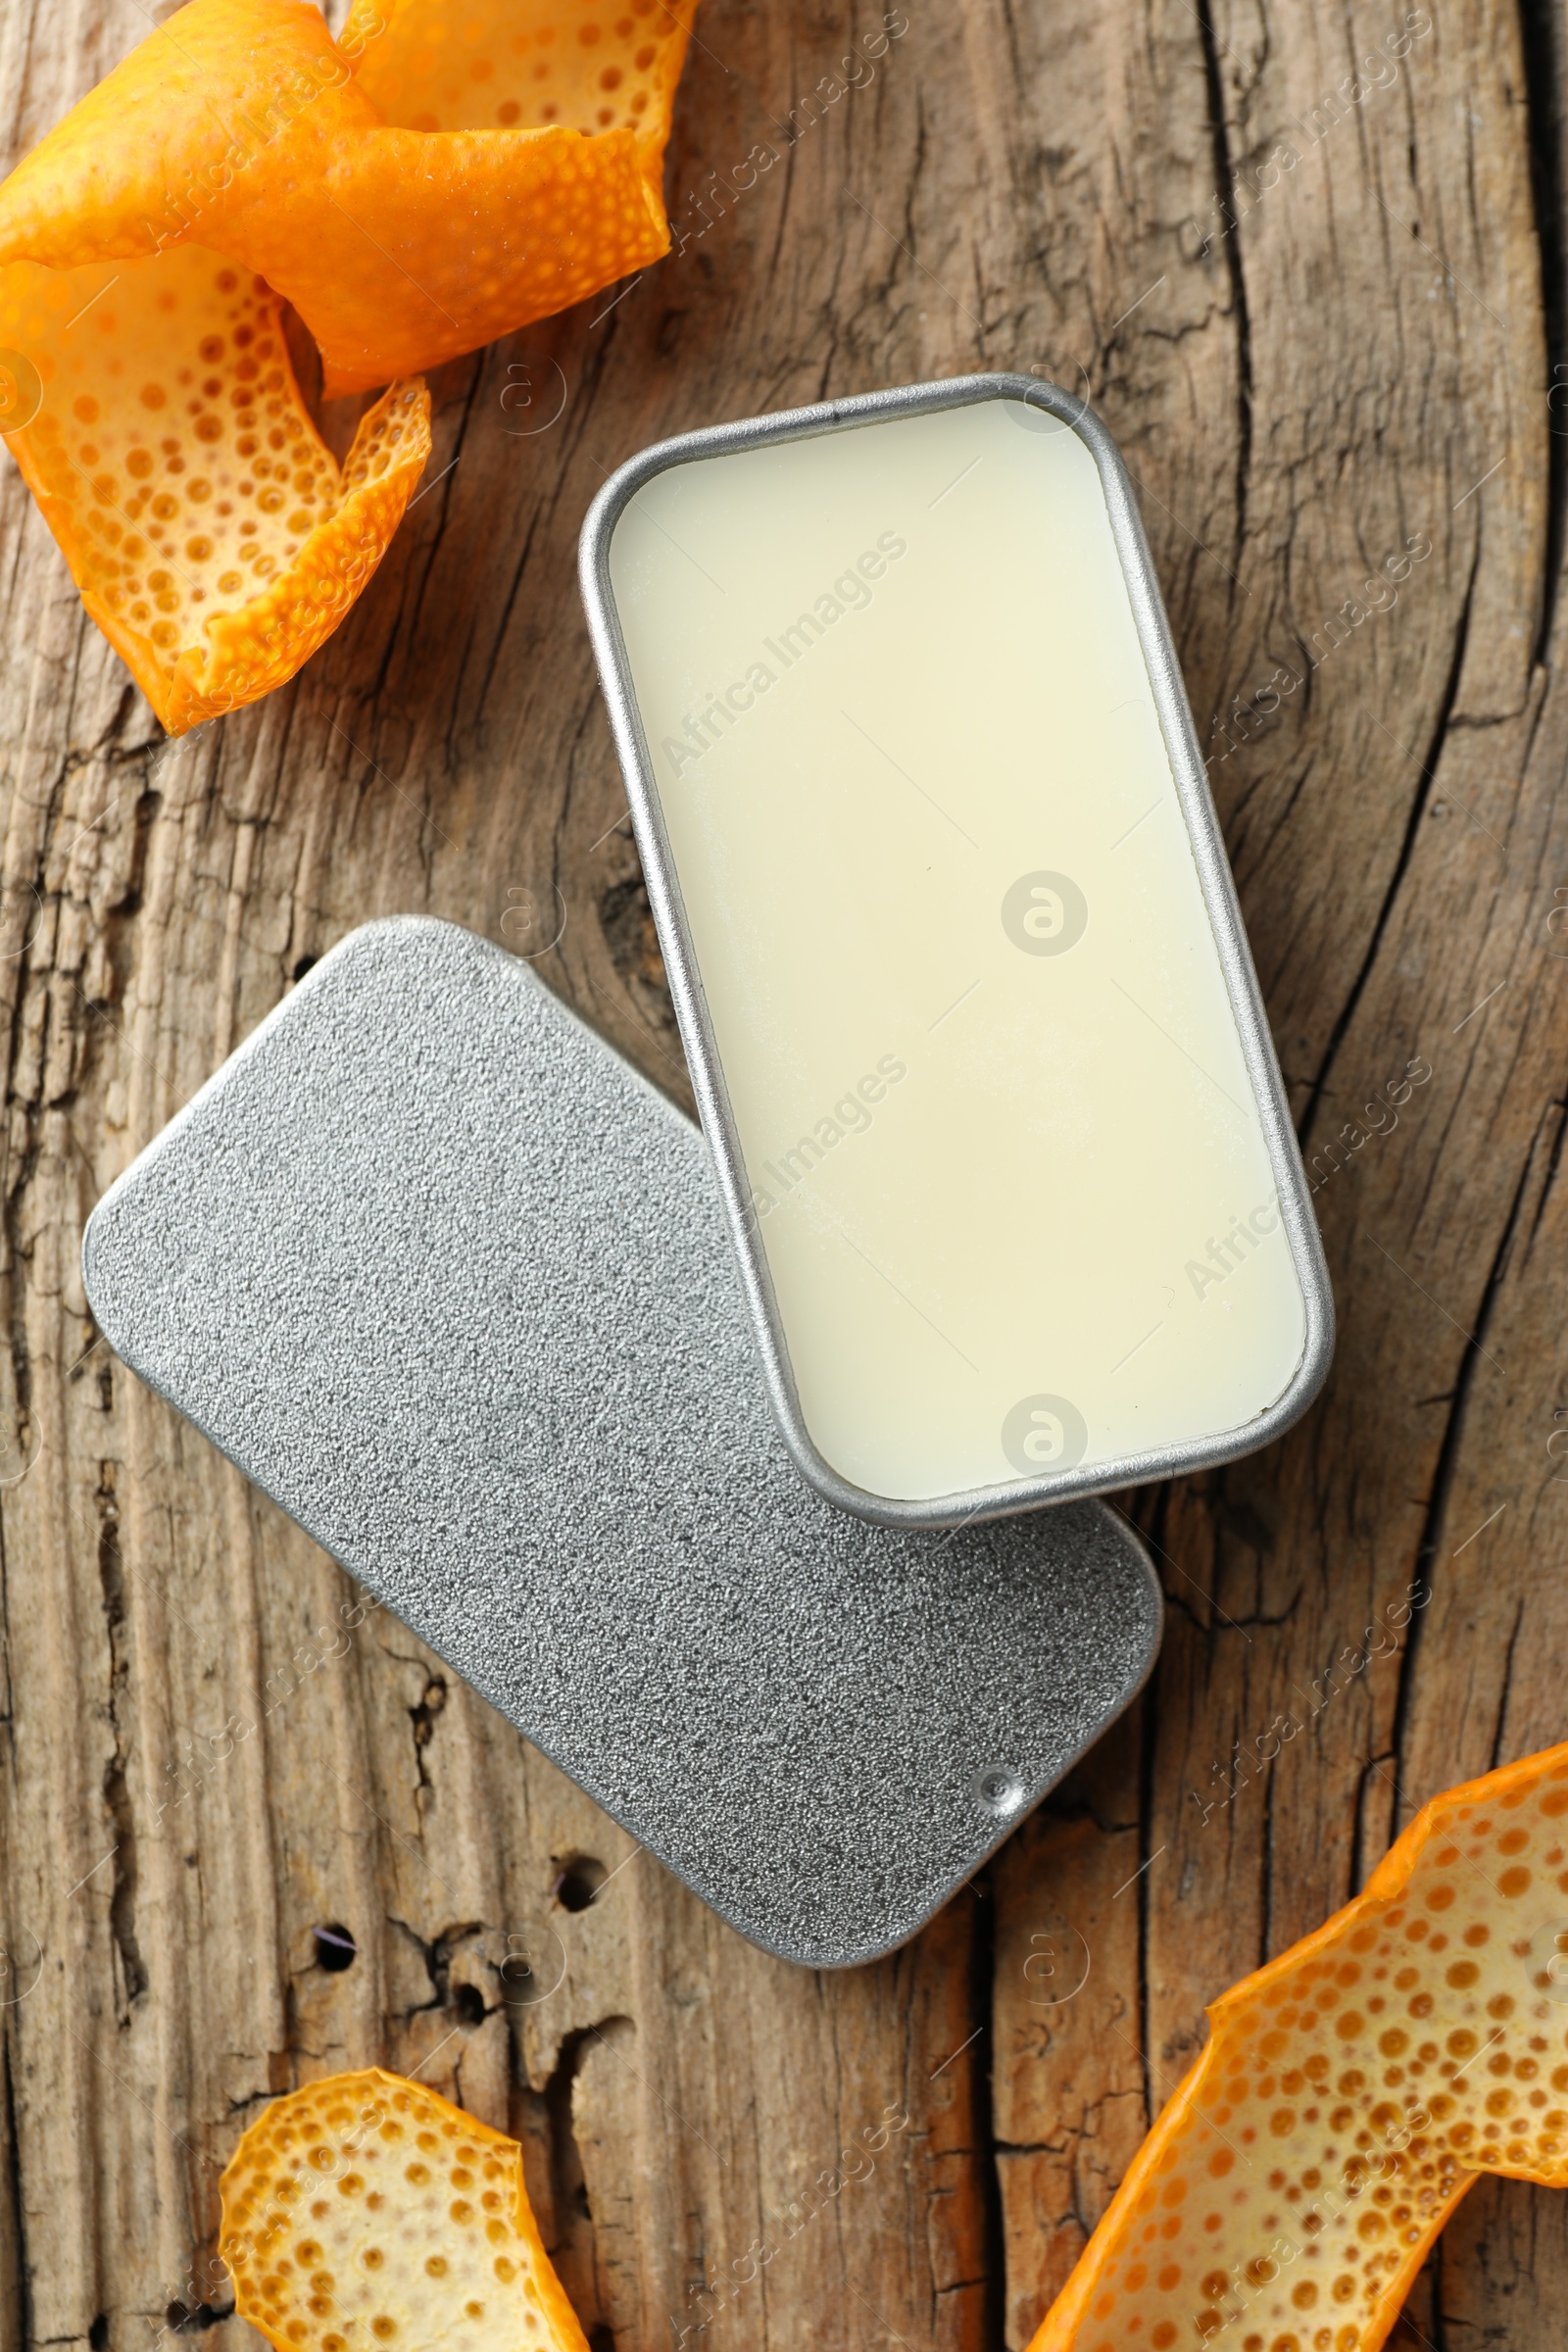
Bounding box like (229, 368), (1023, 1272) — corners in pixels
(0, 244), (428, 731)
(343, 0), (701, 183)
(0, 0), (697, 726)
(0, 0), (698, 393)
(219, 2066), (590, 2352)
(1029, 1739), (1568, 2352)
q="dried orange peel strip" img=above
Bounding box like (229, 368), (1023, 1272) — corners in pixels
(0, 0), (697, 728)
(0, 246), (428, 731)
(343, 0), (701, 185)
(1030, 1740), (1568, 2352)
(0, 0), (699, 393)
(220, 2066), (590, 2352)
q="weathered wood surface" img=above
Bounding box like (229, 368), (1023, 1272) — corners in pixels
(0, 0), (1566, 2346)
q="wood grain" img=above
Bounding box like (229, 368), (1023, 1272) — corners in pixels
(1, 0), (1567, 2346)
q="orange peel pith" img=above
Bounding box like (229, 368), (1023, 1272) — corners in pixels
(0, 0), (698, 724)
(220, 2066), (591, 2352)
(1028, 1740), (1568, 2352)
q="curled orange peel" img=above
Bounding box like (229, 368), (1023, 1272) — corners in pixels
(219, 2066), (590, 2352)
(1028, 1739), (1568, 2352)
(0, 0), (697, 391)
(0, 0), (696, 726)
(0, 246), (429, 731)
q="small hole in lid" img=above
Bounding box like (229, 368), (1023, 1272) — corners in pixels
(975, 1768), (1026, 1817)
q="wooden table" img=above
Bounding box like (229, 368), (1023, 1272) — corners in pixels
(2, 0), (1566, 2344)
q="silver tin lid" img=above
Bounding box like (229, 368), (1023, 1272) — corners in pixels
(81, 917), (1161, 1967)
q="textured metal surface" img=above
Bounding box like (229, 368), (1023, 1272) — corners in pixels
(579, 373), (1335, 1528)
(81, 918), (1162, 1968)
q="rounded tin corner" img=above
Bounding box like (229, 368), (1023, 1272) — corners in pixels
(722, 1500), (1165, 1968)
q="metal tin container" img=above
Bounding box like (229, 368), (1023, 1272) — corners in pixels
(580, 372), (1333, 1530)
(81, 918), (1161, 1968)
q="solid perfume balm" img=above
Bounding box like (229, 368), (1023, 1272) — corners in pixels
(584, 380), (1330, 1518)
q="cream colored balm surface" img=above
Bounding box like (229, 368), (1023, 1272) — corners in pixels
(607, 398), (1308, 1504)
